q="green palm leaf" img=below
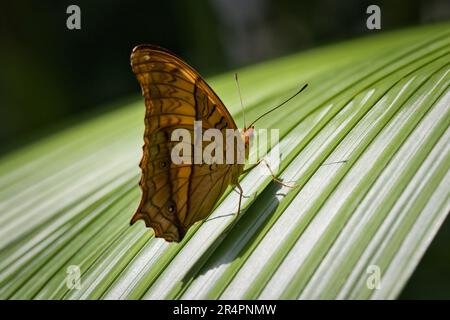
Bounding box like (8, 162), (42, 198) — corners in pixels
(0, 22), (449, 299)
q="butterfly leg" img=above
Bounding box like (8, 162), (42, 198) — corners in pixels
(232, 186), (251, 198)
(235, 183), (244, 217)
(243, 158), (297, 188)
(241, 162), (260, 175)
(260, 158), (297, 188)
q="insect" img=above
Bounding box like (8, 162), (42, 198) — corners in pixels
(130, 45), (307, 242)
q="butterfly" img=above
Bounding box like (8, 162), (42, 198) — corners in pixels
(129, 45), (307, 242)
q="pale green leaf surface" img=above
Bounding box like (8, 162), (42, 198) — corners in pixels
(0, 23), (449, 299)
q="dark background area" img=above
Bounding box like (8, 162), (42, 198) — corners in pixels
(0, 0), (449, 298)
(401, 215), (450, 299)
(1, 0), (450, 150)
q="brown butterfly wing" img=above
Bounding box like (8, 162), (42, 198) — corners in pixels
(130, 45), (243, 242)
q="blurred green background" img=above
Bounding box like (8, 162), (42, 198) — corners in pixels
(0, 0), (449, 298)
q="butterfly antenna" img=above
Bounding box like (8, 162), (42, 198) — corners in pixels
(234, 73), (247, 129)
(248, 83), (308, 128)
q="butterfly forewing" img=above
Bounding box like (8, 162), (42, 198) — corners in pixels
(130, 45), (244, 242)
